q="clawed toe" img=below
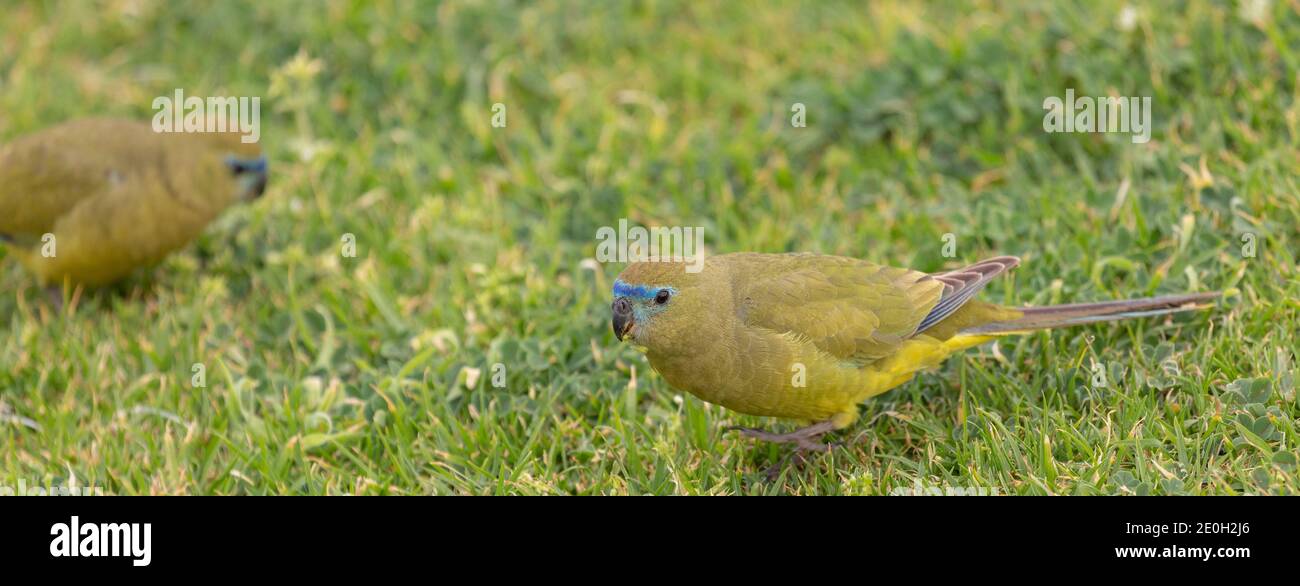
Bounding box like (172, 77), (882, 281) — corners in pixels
(728, 421), (838, 453)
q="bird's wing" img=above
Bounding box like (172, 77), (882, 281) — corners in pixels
(730, 253), (947, 364)
(0, 129), (122, 244)
(914, 256), (1020, 332)
(731, 254), (1023, 364)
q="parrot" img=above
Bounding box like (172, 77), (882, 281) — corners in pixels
(611, 253), (1218, 451)
(0, 117), (267, 297)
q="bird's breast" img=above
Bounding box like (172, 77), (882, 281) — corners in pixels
(647, 327), (869, 422)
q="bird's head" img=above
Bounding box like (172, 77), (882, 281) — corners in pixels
(198, 131), (268, 202)
(611, 260), (718, 355)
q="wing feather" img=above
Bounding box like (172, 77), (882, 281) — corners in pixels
(728, 253), (1021, 365)
(0, 120), (141, 240)
(914, 256), (1020, 333)
(729, 253), (945, 364)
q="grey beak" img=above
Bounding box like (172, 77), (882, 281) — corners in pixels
(251, 172), (268, 199)
(612, 298), (634, 340)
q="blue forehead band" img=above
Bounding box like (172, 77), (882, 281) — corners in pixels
(225, 155), (268, 174)
(613, 280), (674, 300)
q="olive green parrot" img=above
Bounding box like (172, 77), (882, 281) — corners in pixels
(0, 118), (267, 294)
(612, 253), (1217, 450)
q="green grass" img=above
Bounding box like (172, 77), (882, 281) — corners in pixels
(1, 0), (1297, 495)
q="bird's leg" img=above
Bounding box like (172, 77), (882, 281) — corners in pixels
(728, 420), (837, 452)
(44, 286), (64, 313)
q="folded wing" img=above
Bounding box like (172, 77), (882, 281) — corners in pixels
(731, 253), (1020, 365)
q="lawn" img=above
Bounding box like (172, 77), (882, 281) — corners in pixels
(1, 0), (1296, 495)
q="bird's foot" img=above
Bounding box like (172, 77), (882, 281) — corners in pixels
(728, 421), (841, 480)
(728, 420), (838, 453)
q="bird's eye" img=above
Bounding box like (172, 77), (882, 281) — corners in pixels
(654, 289), (671, 304)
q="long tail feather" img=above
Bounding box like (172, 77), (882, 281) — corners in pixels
(960, 292), (1220, 334)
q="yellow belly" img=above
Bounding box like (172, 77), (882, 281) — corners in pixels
(656, 333), (996, 428)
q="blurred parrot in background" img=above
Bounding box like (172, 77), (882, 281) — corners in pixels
(612, 253), (1217, 451)
(0, 118), (267, 298)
